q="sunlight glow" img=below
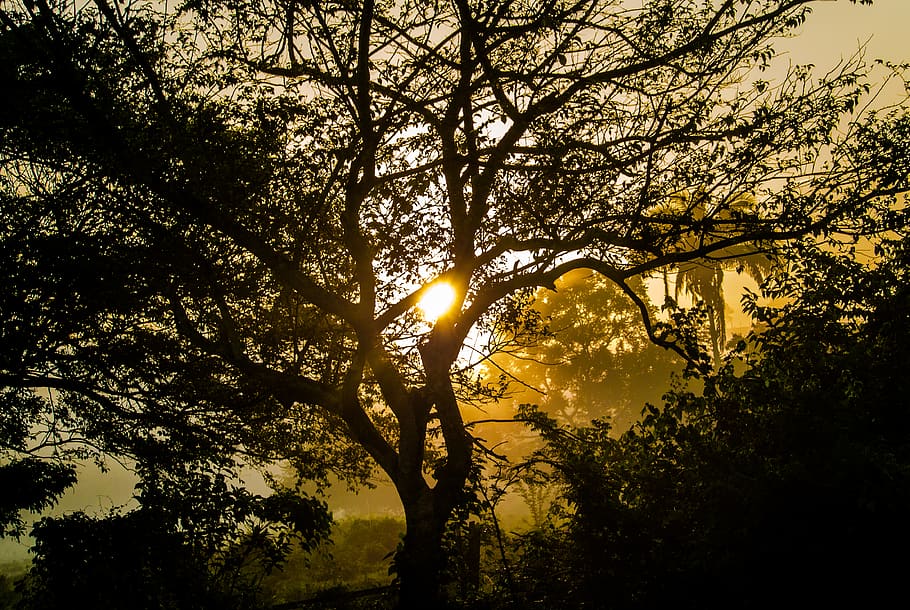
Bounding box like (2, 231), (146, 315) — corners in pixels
(417, 282), (457, 322)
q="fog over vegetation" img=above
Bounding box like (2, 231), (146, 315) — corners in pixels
(2, 1), (910, 608)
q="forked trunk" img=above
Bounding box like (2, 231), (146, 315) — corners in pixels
(393, 330), (473, 608)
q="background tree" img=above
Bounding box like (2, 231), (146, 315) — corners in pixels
(657, 190), (774, 362)
(1, 0), (907, 605)
(259, 516), (405, 603)
(481, 271), (681, 433)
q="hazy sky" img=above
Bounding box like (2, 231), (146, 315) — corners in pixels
(788, 0), (909, 67)
(2, 0), (908, 563)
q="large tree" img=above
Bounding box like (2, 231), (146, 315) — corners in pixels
(1, 0), (907, 605)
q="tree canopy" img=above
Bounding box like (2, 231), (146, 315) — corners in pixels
(1, 0), (908, 605)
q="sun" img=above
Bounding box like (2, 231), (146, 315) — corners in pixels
(417, 282), (457, 322)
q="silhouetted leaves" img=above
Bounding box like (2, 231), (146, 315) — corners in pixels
(512, 231), (910, 610)
(0, 459), (76, 540)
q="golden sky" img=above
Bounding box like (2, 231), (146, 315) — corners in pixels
(786, 0), (909, 67)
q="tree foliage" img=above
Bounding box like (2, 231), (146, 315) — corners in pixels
(512, 221), (910, 609)
(499, 272), (680, 428)
(19, 461), (331, 610)
(1, 0), (907, 604)
(0, 459), (76, 540)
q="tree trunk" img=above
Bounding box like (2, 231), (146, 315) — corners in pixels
(392, 324), (473, 608)
(396, 489), (448, 609)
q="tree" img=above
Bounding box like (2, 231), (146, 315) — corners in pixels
(22, 510), (240, 610)
(1, 0), (906, 605)
(657, 189), (774, 362)
(17, 460), (331, 610)
(482, 271), (681, 432)
(512, 218), (910, 609)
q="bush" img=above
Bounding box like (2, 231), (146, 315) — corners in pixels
(507, 237), (910, 609)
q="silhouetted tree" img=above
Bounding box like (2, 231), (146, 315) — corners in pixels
(22, 510), (221, 610)
(20, 462), (331, 610)
(1, 0), (907, 605)
(513, 220), (910, 609)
